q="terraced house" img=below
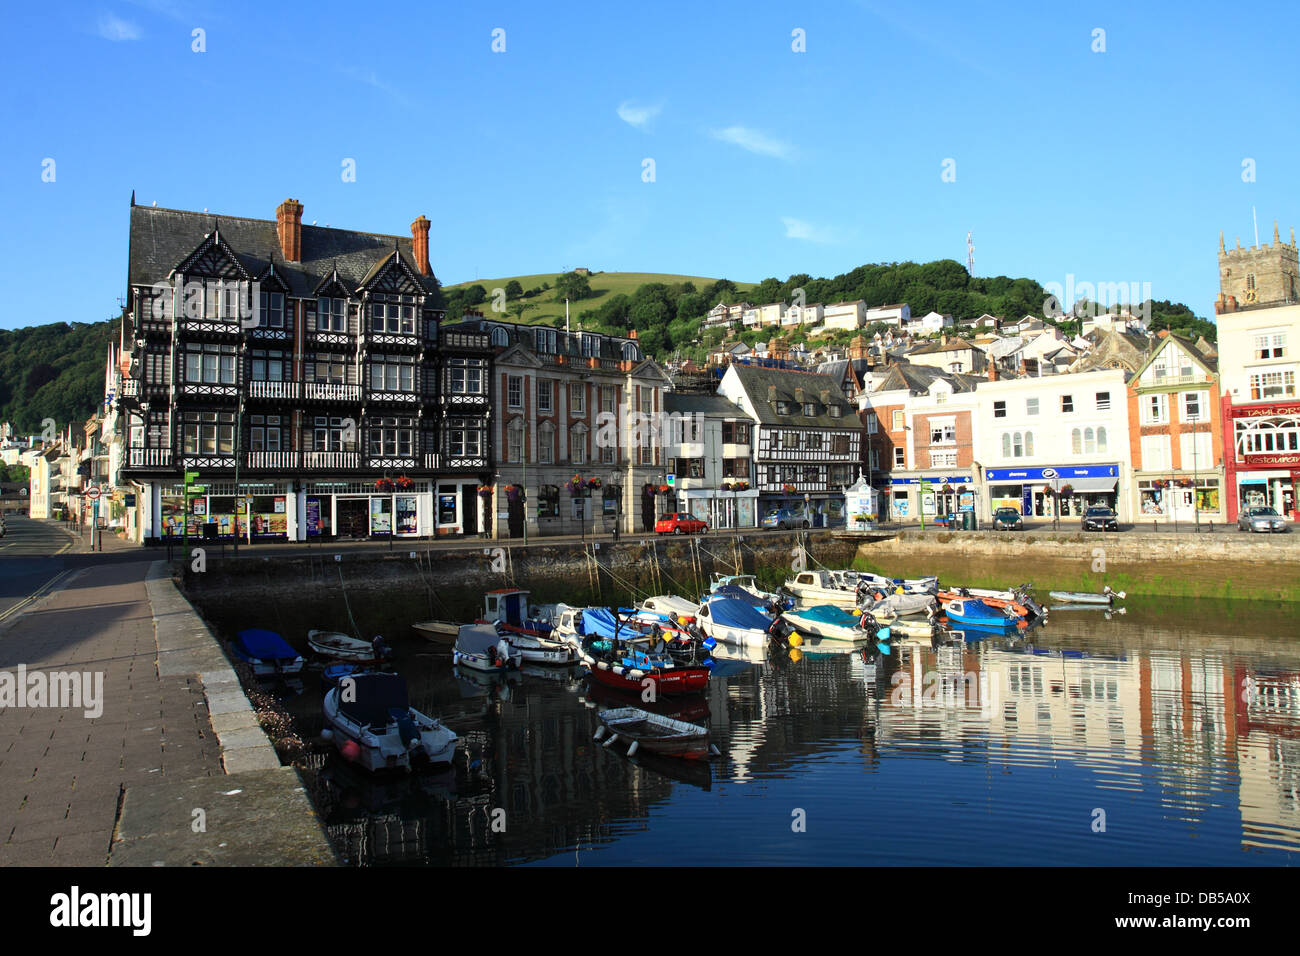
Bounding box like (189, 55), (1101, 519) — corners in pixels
(117, 197), (492, 542)
(443, 317), (669, 538)
(717, 364), (860, 526)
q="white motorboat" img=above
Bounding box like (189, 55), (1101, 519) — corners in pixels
(708, 573), (784, 605)
(696, 596), (777, 648)
(637, 594), (701, 623)
(411, 620), (460, 644)
(453, 624), (522, 672)
(782, 605), (890, 643)
(784, 570), (859, 608)
(504, 628), (580, 666)
(863, 592), (937, 617)
(854, 572), (938, 594)
(321, 672), (459, 772)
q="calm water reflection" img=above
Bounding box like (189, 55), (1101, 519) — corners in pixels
(279, 599), (1300, 866)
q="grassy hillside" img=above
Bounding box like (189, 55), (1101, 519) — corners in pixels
(443, 271), (754, 327)
(0, 320), (116, 434)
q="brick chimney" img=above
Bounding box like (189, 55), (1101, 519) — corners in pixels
(410, 215), (431, 275)
(987, 360), (999, 382)
(276, 199), (303, 262)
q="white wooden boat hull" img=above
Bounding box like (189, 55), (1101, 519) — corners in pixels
(322, 692), (459, 772)
(412, 620), (460, 643)
(781, 613), (867, 643)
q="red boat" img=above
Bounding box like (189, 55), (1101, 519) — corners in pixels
(580, 636), (710, 696)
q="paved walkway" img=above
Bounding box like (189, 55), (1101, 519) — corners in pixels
(0, 559), (224, 865)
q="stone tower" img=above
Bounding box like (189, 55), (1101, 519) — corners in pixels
(1216, 221), (1300, 313)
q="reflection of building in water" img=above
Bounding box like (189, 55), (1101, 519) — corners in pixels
(1235, 668), (1300, 852)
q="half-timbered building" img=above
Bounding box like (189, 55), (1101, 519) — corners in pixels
(117, 197), (492, 542)
(717, 364), (860, 526)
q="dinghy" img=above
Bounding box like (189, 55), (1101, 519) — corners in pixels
(232, 629), (305, 677)
(453, 624), (522, 673)
(638, 594), (700, 623)
(708, 573), (785, 606)
(411, 620), (460, 643)
(580, 634), (711, 695)
(1048, 586), (1124, 605)
(307, 630), (391, 663)
(321, 672), (458, 772)
(863, 591), (937, 617)
(502, 628), (580, 666)
(593, 707), (718, 759)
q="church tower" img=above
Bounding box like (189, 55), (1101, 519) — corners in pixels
(1216, 220), (1300, 313)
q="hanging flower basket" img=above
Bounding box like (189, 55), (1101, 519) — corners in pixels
(567, 475), (586, 495)
(658, 484), (670, 494)
(782, 483), (798, 495)
(1152, 479), (1166, 490)
(505, 484), (523, 502)
(1177, 478), (1194, 488)
(375, 477), (395, 492)
(956, 484), (967, 494)
(735, 480), (750, 491)
(477, 485), (493, 498)
(394, 475), (413, 491)
(1058, 483), (1074, 497)
(586, 477), (602, 490)
(941, 483), (954, 495)
(720, 482), (734, 492)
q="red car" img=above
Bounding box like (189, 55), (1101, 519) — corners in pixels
(655, 512), (708, 535)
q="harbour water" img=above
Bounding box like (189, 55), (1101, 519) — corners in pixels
(259, 598), (1299, 866)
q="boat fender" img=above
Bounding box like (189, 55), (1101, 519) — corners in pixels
(340, 739), (362, 762)
(629, 669), (644, 680)
(709, 744), (721, 757)
(626, 740), (639, 756)
(320, 728), (334, 741)
(603, 734), (619, 748)
(593, 726), (606, 741)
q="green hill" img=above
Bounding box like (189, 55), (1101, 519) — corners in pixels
(442, 271), (755, 328)
(0, 320), (117, 434)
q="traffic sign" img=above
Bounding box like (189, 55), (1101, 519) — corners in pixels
(86, 487), (101, 500)
(184, 471), (200, 484)
(666, 474), (676, 487)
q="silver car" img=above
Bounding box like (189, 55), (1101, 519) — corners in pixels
(1237, 506), (1289, 533)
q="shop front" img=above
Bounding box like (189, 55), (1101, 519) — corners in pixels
(302, 480), (432, 539)
(157, 482), (291, 542)
(889, 472), (975, 523)
(984, 464), (1122, 520)
(1135, 473), (1224, 523)
(1224, 400), (1300, 521)
(758, 492), (846, 528)
(680, 486), (760, 529)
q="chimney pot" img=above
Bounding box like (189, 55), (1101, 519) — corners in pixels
(276, 198), (303, 262)
(410, 215), (431, 275)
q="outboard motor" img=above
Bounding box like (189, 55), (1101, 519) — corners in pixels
(373, 635), (391, 661)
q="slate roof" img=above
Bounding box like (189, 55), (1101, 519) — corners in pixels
(871, 363), (981, 395)
(665, 392), (745, 417)
(728, 364), (855, 428)
(128, 203), (440, 297)
(447, 316), (646, 365)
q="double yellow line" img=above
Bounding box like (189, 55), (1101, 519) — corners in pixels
(0, 568), (77, 626)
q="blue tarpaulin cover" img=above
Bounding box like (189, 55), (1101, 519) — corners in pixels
(235, 628), (299, 662)
(713, 585), (770, 608)
(705, 598), (773, 632)
(580, 607), (643, 640)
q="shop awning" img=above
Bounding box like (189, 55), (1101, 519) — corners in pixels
(1060, 477), (1117, 493)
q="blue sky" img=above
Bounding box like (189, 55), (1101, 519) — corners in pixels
(3, 0), (1298, 331)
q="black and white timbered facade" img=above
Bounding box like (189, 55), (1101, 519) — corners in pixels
(118, 198), (492, 542)
(717, 363), (861, 524)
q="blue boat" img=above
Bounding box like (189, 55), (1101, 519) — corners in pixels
(233, 628), (305, 677)
(941, 598), (1022, 633)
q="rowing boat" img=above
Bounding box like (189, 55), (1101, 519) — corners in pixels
(593, 706), (718, 759)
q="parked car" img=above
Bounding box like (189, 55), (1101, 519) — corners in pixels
(991, 507), (1024, 530)
(1081, 506), (1119, 532)
(762, 508), (809, 530)
(655, 512), (708, 535)
(1237, 506), (1289, 533)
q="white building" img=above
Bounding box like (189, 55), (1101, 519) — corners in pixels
(823, 300), (867, 331)
(975, 369), (1132, 521)
(662, 392), (760, 529)
(865, 303), (910, 327)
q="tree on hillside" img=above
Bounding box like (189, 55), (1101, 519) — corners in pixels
(463, 284), (488, 306)
(554, 271), (594, 302)
(505, 280), (524, 300)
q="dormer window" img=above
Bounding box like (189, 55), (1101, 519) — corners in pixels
(370, 299), (415, 335)
(490, 327), (509, 348)
(318, 297), (347, 332)
(259, 291), (284, 329)
(829, 405), (842, 418)
(802, 403), (816, 416)
(776, 401), (791, 415)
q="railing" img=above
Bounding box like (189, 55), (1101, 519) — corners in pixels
(1151, 372), (1208, 386)
(442, 331), (490, 350)
(245, 450), (299, 469)
(424, 452), (441, 469)
(302, 451), (360, 469)
(303, 382), (362, 401)
(120, 379), (140, 398)
(128, 448), (173, 467)
(248, 380), (301, 400)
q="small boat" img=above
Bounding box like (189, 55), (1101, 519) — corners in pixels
(411, 620), (460, 643)
(941, 597), (1023, 633)
(696, 596), (778, 648)
(583, 677), (712, 723)
(863, 591), (937, 617)
(853, 572), (939, 594)
(593, 707), (719, 760)
(503, 627), (580, 666)
(232, 628), (305, 677)
(940, 584), (1046, 619)
(638, 594), (700, 623)
(1048, 586), (1124, 605)
(580, 635), (711, 696)
(321, 672), (459, 772)
(1050, 604), (1127, 616)
(708, 573), (785, 606)
(320, 662), (368, 689)
(781, 605), (891, 644)
(453, 624), (522, 673)
(480, 588), (554, 638)
(784, 570), (859, 607)
(307, 630), (392, 663)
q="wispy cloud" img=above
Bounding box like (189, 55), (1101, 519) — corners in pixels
(781, 217), (840, 244)
(341, 67), (413, 108)
(711, 126), (793, 160)
(97, 14), (142, 41)
(617, 101), (661, 130)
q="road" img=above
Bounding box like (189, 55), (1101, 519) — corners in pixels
(0, 517), (149, 627)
